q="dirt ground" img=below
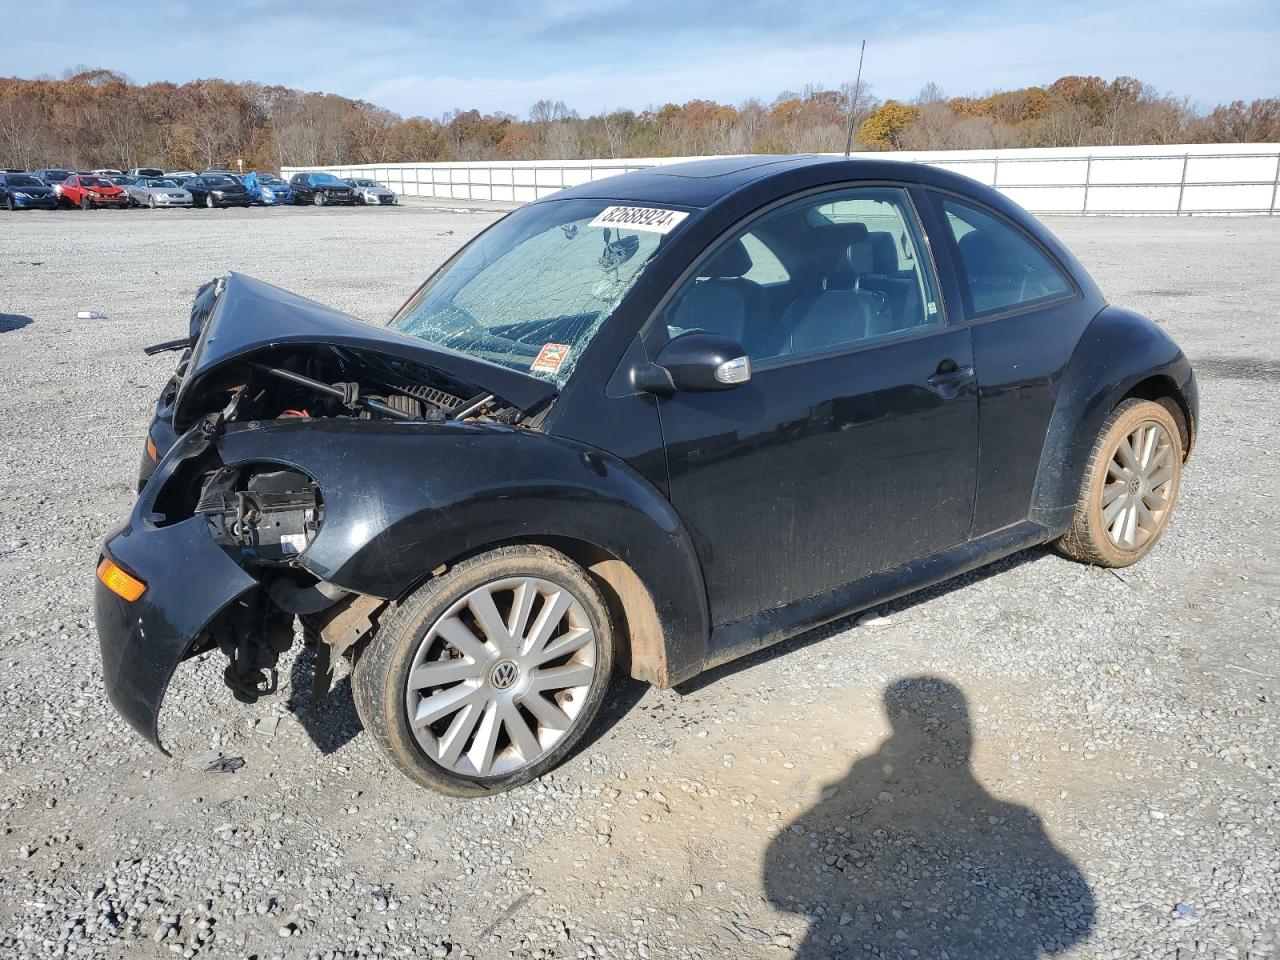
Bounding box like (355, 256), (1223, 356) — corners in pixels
(0, 205), (1277, 960)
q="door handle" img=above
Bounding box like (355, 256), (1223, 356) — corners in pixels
(927, 360), (975, 398)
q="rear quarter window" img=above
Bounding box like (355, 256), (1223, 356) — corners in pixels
(936, 196), (1073, 318)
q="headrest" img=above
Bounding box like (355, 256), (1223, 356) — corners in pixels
(844, 239), (874, 275)
(702, 239), (753, 278)
(868, 231), (898, 273)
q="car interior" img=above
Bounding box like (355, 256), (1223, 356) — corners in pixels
(664, 191), (938, 362)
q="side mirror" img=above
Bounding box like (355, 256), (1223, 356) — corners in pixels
(633, 331), (752, 394)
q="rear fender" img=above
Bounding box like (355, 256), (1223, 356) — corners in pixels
(216, 419), (711, 685)
(1030, 306), (1196, 531)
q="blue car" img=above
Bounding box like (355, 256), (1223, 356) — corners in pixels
(243, 172), (294, 205)
(2, 172), (59, 210)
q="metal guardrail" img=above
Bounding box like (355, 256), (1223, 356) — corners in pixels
(290, 149), (1280, 215)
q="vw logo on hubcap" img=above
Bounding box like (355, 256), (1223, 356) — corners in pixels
(490, 660), (519, 690)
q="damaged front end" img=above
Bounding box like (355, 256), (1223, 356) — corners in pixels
(97, 272), (557, 752)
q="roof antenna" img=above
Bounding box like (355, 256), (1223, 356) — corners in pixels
(843, 39), (867, 158)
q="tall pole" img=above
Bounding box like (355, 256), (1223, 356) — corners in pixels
(844, 40), (867, 158)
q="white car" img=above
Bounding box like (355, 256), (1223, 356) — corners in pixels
(126, 177), (194, 208)
(344, 178), (398, 206)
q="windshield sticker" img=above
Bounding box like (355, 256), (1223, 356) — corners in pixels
(589, 205), (688, 235)
(531, 343), (572, 374)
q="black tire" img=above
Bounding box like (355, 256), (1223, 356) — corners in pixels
(5, 196), (12, 211)
(149, 195), (157, 209)
(80, 195), (91, 210)
(1055, 398), (1184, 567)
(352, 544), (615, 797)
(314, 192), (325, 206)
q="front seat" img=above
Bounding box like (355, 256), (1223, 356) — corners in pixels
(668, 239), (766, 349)
(862, 230), (921, 333)
(779, 236), (881, 354)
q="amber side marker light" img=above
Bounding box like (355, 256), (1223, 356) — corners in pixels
(97, 558), (146, 602)
(145, 435), (158, 462)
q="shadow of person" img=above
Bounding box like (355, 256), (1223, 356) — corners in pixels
(764, 677), (1094, 959)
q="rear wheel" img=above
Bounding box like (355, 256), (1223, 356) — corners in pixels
(1056, 398), (1183, 567)
(352, 544), (614, 796)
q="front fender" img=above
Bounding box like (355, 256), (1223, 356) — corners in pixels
(1030, 306), (1196, 530)
(216, 418), (711, 685)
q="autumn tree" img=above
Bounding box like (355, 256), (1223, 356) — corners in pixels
(859, 100), (921, 150)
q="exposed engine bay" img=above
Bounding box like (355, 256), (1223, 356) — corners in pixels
(140, 276), (547, 709)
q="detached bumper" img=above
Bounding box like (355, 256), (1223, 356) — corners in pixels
(96, 428), (259, 751)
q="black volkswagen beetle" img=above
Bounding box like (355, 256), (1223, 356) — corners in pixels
(96, 156), (1196, 796)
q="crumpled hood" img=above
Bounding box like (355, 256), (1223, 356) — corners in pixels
(174, 272), (557, 428)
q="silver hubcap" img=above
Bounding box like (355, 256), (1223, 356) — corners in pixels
(1102, 420), (1176, 550)
(405, 576), (597, 778)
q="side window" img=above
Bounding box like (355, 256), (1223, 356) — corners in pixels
(663, 186), (940, 364)
(938, 197), (1073, 316)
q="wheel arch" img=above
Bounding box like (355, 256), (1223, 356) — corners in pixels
(1029, 306), (1198, 532)
(1120, 373), (1196, 461)
(214, 420), (712, 688)
(394, 535), (670, 687)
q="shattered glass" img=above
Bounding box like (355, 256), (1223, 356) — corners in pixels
(390, 199), (678, 387)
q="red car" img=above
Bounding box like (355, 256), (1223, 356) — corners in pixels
(60, 174), (128, 210)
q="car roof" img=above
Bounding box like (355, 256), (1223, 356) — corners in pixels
(547, 154), (987, 209)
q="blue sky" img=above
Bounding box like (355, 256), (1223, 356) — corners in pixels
(9, 0), (1278, 117)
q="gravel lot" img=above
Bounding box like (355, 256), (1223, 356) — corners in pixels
(1, 205), (1277, 960)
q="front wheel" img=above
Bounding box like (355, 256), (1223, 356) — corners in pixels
(313, 192), (325, 206)
(80, 195), (91, 210)
(1056, 398), (1184, 567)
(205, 195), (215, 209)
(352, 544), (614, 796)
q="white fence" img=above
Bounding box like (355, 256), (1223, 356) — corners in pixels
(284, 142), (1280, 215)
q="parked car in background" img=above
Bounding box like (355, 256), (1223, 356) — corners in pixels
(127, 167), (165, 179)
(344, 178), (398, 206)
(201, 169), (243, 182)
(242, 172), (293, 205)
(183, 175), (251, 209)
(1, 172), (60, 210)
(165, 171), (198, 182)
(289, 172), (354, 205)
(60, 173), (129, 209)
(126, 177), (194, 209)
(34, 169), (73, 196)
(106, 174), (134, 193)
(91, 169), (125, 178)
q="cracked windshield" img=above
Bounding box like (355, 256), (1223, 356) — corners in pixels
(390, 199), (681, 386)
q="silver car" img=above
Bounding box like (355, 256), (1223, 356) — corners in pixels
(127, 177), (194, 208)
(344, 178), (398, 206)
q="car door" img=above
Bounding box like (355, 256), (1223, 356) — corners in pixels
(651, 184), (979, 628)
(918, 191), (1089, 535)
